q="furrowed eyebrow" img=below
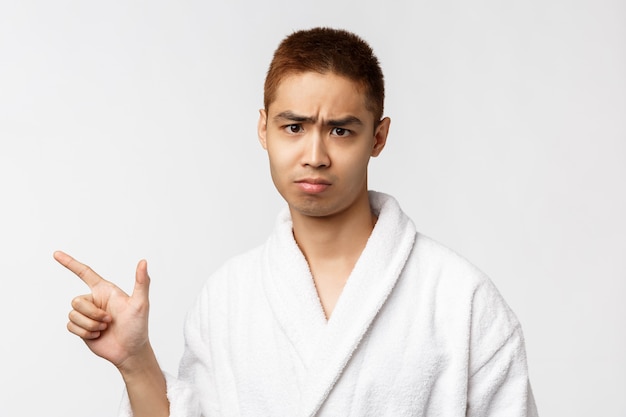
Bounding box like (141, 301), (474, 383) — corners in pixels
(273, 111), (363, 127)
(274, 111), (316, 124)
(326, 116), (363, 127)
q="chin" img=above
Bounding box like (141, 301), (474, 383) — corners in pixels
(287, 197), (338, 218)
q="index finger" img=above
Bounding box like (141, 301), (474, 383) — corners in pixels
(53, 250), (104, 289)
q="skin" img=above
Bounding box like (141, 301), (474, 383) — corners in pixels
(258, 71), (390, 317)
(54, 251), (168, 417)
(55, 70), (390, 413)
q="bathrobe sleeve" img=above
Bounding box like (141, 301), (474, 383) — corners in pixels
(117, 278), (214, 417)
(118, 250), (265, 417)
(466, 279), (539, 417)
(166, 295), (214, 417)
(116, 370), (200, 417)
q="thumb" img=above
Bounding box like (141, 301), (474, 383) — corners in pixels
(132, 259), (151, 302)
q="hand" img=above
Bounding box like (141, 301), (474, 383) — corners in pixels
(55, 251), (152, 371)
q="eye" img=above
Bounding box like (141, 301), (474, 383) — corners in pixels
(284, 124), (303, 134)
(331, 127), (351, 137)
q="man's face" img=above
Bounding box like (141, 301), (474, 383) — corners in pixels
(258, 71), (389, 220)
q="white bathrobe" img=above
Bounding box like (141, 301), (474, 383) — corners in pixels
(120, 191), (538, 416)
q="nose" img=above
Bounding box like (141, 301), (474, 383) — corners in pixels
(301, 131), (330, 168)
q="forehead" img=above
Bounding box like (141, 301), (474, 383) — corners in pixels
(268, 71), (372, 121)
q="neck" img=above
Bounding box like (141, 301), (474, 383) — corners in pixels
(290, 192), (376, 266)
(290, 191), (376, 319)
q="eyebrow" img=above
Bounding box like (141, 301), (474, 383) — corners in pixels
(274, 111), (363, 127)
(274, 111), (316, 124)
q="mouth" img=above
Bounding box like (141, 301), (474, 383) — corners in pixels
(295, 178), (331, 194)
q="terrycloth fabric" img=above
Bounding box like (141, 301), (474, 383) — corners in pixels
(119, 191), (538, 416)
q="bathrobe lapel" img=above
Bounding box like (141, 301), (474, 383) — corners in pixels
(261, 192), (417, 417)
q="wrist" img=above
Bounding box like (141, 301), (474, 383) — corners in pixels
(117, 342), (169, 417)
(117, 342), (160, 381)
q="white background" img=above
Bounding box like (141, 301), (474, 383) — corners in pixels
(1, 1), (624, 416)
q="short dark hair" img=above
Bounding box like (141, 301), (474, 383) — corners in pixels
(264, 27), (385, 123)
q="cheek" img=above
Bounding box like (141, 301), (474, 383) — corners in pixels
(335, 150), (372, 175)
(267, 145), (293, 179)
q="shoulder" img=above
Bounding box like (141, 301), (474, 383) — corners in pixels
(409, 232), (493, 291)
(188, 244), (265, 307)
(408, 231), (522, 340)
(205, 244), (266, 291)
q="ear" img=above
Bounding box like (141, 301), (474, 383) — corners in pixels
(258, 109), (268, 150)
(371, 117), (390, 157)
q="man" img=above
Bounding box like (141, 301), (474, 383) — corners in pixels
(56, 27), (538, 416)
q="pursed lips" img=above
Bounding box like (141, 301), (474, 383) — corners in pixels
(294, 178), (331, 193)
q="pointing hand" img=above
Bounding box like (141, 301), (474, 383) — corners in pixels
(55, 251), (152, 370)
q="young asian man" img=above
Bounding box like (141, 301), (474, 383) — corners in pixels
(56, 27), (538, 417)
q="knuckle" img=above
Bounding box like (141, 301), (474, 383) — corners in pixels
(67, 321), (84, 337)
(71, 294), (93, 312)
(68, 321), (99, 340)
(84, 331), (100, 340)
(77, 265), (93, 279)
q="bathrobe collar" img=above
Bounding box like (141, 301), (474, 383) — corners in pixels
(261, 191), (417, 416)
